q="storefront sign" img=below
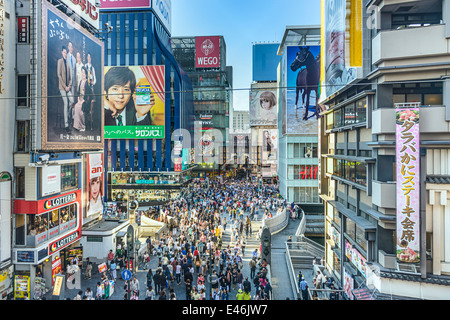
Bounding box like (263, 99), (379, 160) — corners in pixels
(195, 36), (220, 68)
(18, 17), (29, 43)
(396, 108), (420, 263)
(49, 231), (80, 254)
(44, 192), (77, 211)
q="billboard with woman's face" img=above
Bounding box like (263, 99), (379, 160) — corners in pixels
(249, 90), (277, 126)
(103, 65), (165, 139)
(41, 1), (104, 150)
(86, 153), (103, 217)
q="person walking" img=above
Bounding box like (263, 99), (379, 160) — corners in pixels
(299, 277), (309, 300)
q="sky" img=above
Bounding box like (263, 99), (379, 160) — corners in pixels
(171, 0), (321, 111)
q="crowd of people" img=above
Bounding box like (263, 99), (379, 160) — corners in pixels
(83, 177), (285, 301)
(137, 178), (283, 300)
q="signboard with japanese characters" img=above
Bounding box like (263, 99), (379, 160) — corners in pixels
(395, 108), (420, 263)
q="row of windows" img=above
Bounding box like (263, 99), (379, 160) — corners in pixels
(326, 98), (367, 130)
(330, 159), (367, 187)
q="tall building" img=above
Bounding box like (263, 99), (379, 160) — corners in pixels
(250, 43), (280, 183)
(319, 0), (450, 299)
(96, 0), (195, 261)
(171, 36), (232, 177)
(232, 110), (249, 132)
(0, 0), (17, 300)
(12, 0), (105, 299)
(277, 26), (323, 213)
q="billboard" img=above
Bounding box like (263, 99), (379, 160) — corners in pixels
(42, 1), (104, 150)
(396, 108), (420, 264)
(195, 36), (220, 68)
(86, 153), (104, 217)
(152, 0), (172, 34)
(321, 0), (362, 101)
(285, 45), (321, 135)
(259, 129), (277, 165)
(99, 0), (151, 9)
(58, 0), (100, 29)
(252, 43), (280, 82)
(249, 89), (277, 126)
(103, 65), (165, 139)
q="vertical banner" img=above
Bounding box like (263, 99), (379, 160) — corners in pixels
(396, 108), (420, 263)
(87, 153), (104, 217)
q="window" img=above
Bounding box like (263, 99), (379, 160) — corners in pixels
(346, 218), (356, 241)
(15, 167), (25, 198)
(355, 98), (367, 123)
(61, 164), (79, 191)
(17, 121), (30, 152)
(344, 103), (355, 125)
(17, 75), (29, 107)
(356, 225), (367, 252)
(355, 162), (366, 186)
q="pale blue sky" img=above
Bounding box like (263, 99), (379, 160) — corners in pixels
(171, 0), (321, 111)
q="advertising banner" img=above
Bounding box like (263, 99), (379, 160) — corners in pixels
(285, 45), (321, 135)
(152, 0), (171, 34)
(249, 90), (277, 126)
(259, 129), (277, 165)
(195, 36), (220, 68)
(99, 0), (151, 9)
(321, 0), (362, 101)
(396, 108), (420, 263)
(103, 65), (165, 139)
(86, 153), (104, 217)
(41, 165), (61, 197)
(42, 1), (104, 150)
(58, 0), (100, 29)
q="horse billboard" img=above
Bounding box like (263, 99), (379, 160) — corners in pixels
(285, 45), (321, 135)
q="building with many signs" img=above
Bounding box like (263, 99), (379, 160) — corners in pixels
(171, 36), (233, 177)
(276, 26), (323, 214)
(249, 43), (280, 184)
(11, 0), (105, 300)
(318, 0), (450, 300)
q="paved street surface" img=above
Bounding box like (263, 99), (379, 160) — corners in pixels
(43, 207), (305, 301)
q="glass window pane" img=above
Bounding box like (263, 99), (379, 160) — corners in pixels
(424, 94), (443, 105)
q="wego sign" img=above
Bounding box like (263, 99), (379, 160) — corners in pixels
(195, 36), (220, 68)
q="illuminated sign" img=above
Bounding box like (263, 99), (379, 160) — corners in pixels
(299, 165), (318, 180)
(49, 231), (80, 254)
(44, 193), (77, 211)
(59, 0), (100, 29)
(195, 36), (220, 68)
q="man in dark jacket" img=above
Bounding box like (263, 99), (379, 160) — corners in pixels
(243, 277), (251, 293)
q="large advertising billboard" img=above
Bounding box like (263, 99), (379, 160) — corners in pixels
(42, 1), (104, 150)
(58, 0), (100, 29)
(285, 45), (321, 135)
(103, 65), (165, 139)
(99, 0), (151, 9)
(86, 153), (104, 217)
(249, 89), (277, 126)
(396, 108), (420, 264)
(195, 36), (220, 69)
(321, 0), (362, 101)
(259, 129), (277, 165)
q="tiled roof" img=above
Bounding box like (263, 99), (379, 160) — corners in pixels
(426, 175), (450, 184)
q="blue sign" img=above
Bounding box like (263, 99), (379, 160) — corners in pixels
(122, 270), (132, 281)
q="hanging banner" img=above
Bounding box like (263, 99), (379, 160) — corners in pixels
(396, 108), (420, 263)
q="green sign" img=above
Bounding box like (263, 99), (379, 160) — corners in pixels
(104, 125), (165, 139)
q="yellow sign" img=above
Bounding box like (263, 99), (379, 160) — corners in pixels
(53, 275), (64, 296)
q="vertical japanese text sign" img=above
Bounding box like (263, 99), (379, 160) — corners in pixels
(396, 108), (420, 263)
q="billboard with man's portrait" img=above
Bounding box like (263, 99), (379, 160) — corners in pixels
(41, 1), (104, 150)
(103, 65), (165, 139)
